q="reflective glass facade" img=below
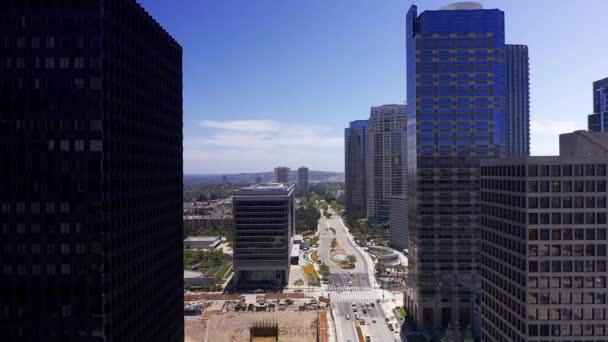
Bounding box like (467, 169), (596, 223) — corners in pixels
(405, 4), (509, 331)
(588, 77), (608, 132)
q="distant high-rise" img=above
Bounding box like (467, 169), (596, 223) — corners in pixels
(405, 3), (517, 330)
(588, 77), (608, 132)
(297, 166), (309, 196)
(344, 120), (369, 217)
(366, 105), (407, 225)
(222, 175), (229, 183)
(0, 1), (183, 340)
(232, 184), (295, 286)
(255, 176), (263, 183)
(274, 166), (290, 183)
(506, 44), (530, 156)
(480, 130), (608, 341)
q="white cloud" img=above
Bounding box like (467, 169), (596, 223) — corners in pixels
(531, 119), (585, 156)
(185, 119), (343, 173)
(198, 119), (279, 132)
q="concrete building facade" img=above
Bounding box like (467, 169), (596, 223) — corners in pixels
(588, 77), (608, 132)
(0, 1), (184, 340)
(389, 196), (409, 251)
(298, 166), (309, 196)
(274, 166), (290, 183)
(344, 120), (369, 217)
(366, 105), (407, 225)
(232, 183), (295, 287)
(480, 131), (608, 341)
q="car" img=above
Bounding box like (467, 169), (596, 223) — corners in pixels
(360, 319), (366, 325)
(362, 308), (367, 314)
(385, 318), (390, 323)
(371, 303), (375, 307)
(346, 314), (350, 320)
(376, 299), (381, 303)
(372, 319), (376, 323)
(353, 307), (357, 312)
(388, 323), (394, 331)
(351, 303), (356, 307)
(365, 336), (371, 342)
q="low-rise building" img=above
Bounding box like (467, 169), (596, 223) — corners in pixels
(184, 270), (216, 289)
(184, 236), (222, 250)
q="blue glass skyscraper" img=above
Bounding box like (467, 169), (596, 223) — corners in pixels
(405, 2), (523, 331)
(588, 77), (608, 132)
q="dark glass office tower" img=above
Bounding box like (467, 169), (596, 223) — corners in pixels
(405, 3), (509, 331)
(506, 44), (530, 156)
(345, 120), (369, 217)
(0, 1), (183, 341)
(588, 77), (608, 132)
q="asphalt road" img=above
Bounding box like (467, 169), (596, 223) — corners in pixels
(318, 207), (397, 342)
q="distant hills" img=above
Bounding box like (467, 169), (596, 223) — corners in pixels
(184, 171), (344, 185)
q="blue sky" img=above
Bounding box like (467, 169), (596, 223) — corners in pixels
(140, 0), (608, 174)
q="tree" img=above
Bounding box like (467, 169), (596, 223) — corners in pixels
(375, 262), (386, 276)
(346, 255), (357, 264)
(330, 238), (338, 249)
(464, 324), (474, 342)
(319, 263), (330, 281)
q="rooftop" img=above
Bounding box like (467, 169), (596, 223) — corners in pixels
(184, 270), (203, 278)
(184, 236), (221, 242)
(233, 183), (295, 196)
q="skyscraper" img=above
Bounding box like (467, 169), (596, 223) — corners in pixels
(389, 195), (408, 251)
(366, 105), (407, 225)
(506, 44), (530, 156)
(588, 77), (608, 132)
(297, 166), (309, 196)
(480, 131), (608, 341)
(344, 120), (369, 217)
(232, 183), (295, 287)
(0, 1), (183, 341)
(405, 3), (515, 330)
(274, 166), (290, 183)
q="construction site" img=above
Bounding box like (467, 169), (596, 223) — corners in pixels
(185, 293), (330, 342)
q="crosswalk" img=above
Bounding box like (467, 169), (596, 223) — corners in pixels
(326, 285), (373, 292)
(332, 297), (379, 304)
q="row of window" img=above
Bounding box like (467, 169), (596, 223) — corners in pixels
(529, 276), (606, 290)
(529, 259), (606, 273)
(1, 202), (71, 214)
(481, 163), (607, 177)
(2, 56), (98, 69)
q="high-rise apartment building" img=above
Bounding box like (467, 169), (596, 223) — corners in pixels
(405, 2), (522, 330)
(274, 166), (290, 183)
(506, 44), (530, 156)
(588, 77), (608, 132)
(480, 131), (608, 341)
(0, 1), (183, 340)
(232, 183), (295, 287)
(297, 166), (309, 196)
(344, 120), (369, 217)
(366, 105), (407, 225)
(389, 196), (409, 251)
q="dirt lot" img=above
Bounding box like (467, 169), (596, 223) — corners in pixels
(206, 310), (318, 342)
